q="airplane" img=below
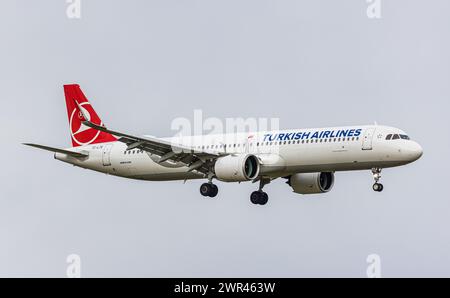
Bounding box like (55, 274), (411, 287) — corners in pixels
(25, 84), (423, 205)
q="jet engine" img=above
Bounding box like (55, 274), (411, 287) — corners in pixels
(214, 154), (260, 182)
(287, 172), (334, 194)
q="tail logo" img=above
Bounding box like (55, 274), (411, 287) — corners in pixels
(69, 102), (102, 146)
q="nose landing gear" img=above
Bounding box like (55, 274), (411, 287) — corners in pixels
(372, 168), (384, 192)
(373, 183), (384, 192)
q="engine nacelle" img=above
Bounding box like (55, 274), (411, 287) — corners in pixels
(215, 154), (260, 182)
(288, 172), (335, 194)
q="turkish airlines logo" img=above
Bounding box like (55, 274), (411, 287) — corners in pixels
(69, 102), (102, 146)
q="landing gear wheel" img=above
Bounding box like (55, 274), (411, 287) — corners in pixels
(259, 192), (269, 205)
(200, 183), (219, 197)
(209, 184), (218, 197)
(250, 191), (261, 204)
(371, 168), (384, 192)
(373, 183), (384, 192)
(200, 183), (211, 197)
(250, 191), (269, 205)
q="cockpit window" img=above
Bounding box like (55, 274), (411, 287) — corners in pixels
(386, 134), (393, 140)
(392, 134), (400, 140)
(400, 134), (410, 140)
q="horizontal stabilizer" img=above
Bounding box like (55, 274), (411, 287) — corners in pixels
(23, 143), (88, 158)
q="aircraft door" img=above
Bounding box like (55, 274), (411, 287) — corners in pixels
(102, 144), (113, 166)
(245, 135), (256, 153)
(362, 128), (376, 150)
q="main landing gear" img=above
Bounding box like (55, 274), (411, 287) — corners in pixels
(372, 168), (384, 192)
(250, 178), (270, 206)
(200, 182), (218, 198)
(250, 191), (268, 205)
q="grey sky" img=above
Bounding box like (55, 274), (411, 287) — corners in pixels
(0, 0), (449, 277)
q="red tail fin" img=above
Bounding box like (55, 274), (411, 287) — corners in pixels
(64, 84), (117, 147)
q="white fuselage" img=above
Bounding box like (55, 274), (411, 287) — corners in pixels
(55, 125), (423, 181)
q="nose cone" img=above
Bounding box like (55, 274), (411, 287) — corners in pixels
(407, 142), (423, 162)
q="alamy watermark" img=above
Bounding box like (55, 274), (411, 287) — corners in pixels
(66, 254), (81, 278)
(169, 110), (280, 154)
(65, 1), (382, 21)
(66, 0), (82, 19)
(366, 0), (382, 19)
(366, 254), (382, 278)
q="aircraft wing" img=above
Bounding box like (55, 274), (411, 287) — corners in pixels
(82, 120), (227, 175)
